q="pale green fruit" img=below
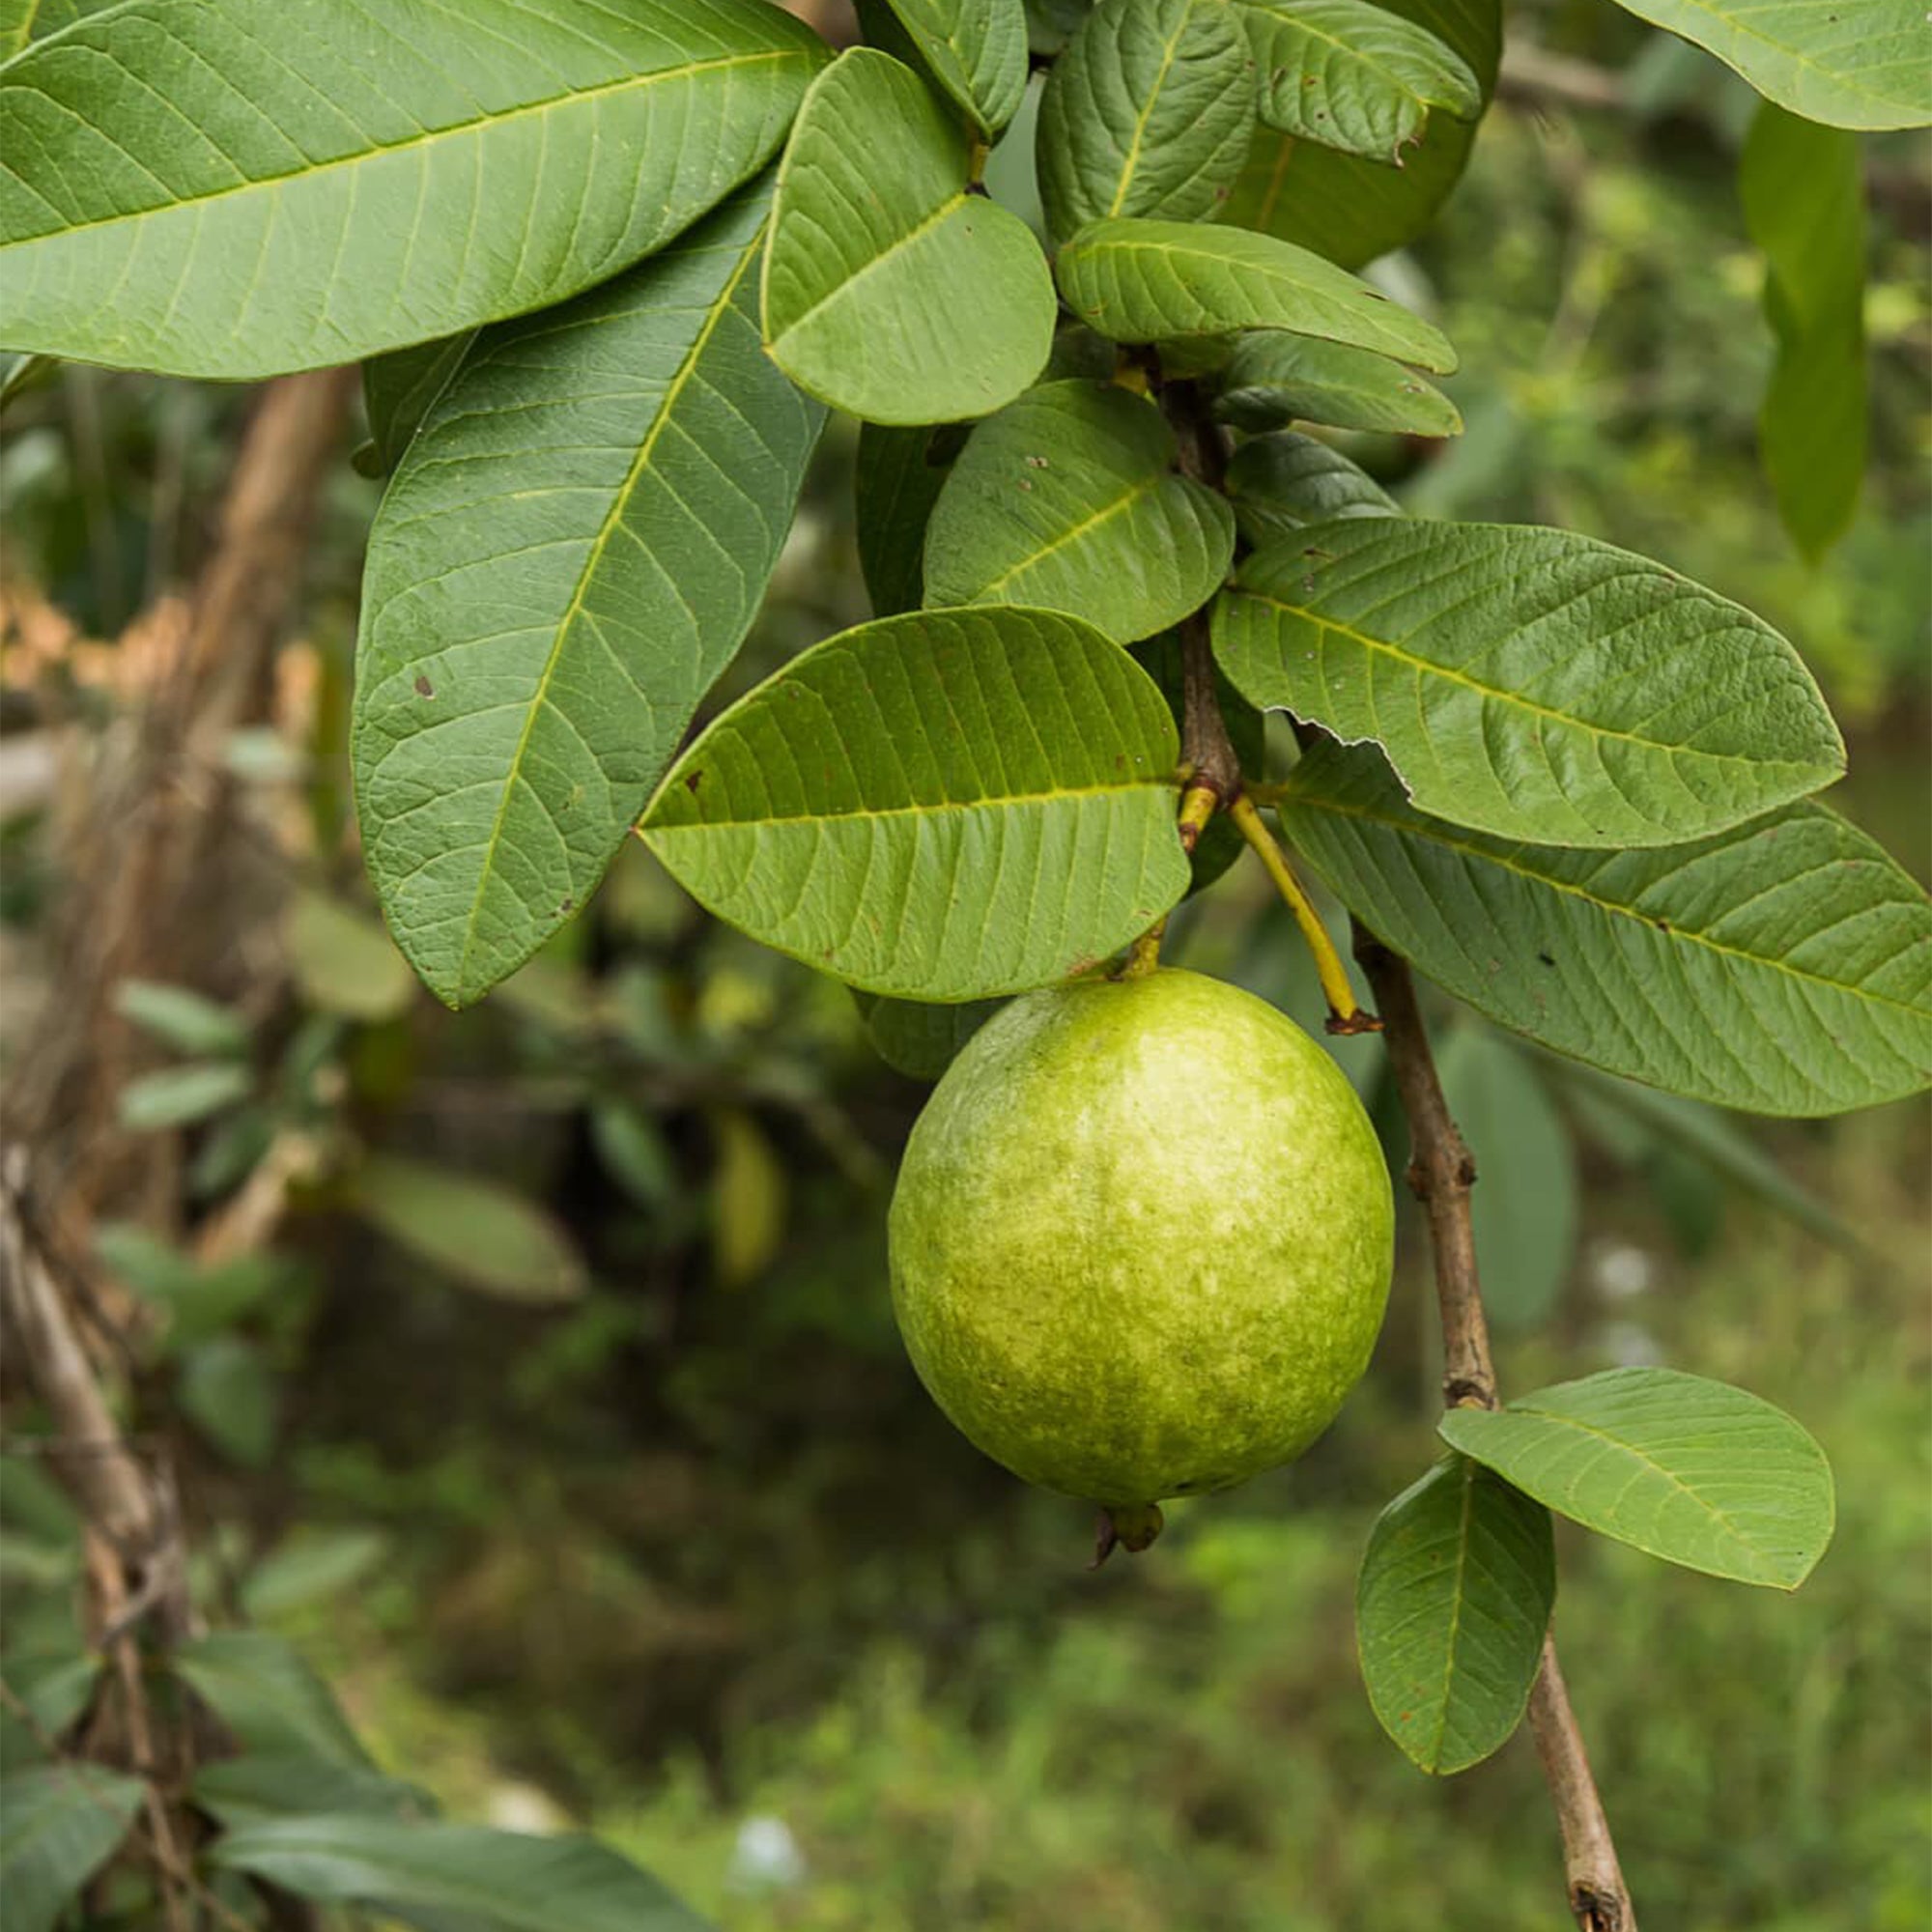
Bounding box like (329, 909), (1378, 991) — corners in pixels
(888, 968), (1394, 1514)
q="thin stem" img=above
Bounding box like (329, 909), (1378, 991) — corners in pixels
(1354, 929), (1636, 1932)
(1231, 797), (1378, 1034)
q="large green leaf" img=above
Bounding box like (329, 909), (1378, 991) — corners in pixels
(1276, 742), (1932, 1117)
(1242, 0), (1479, 162)
(1224, 431), (1399, 545)
(0, 0), (824, 379)
(0, 1765), (147, 1932)
(1221, 0), (1500, 270)
(1740, 103), (1867, 560)
(1356, 1456), (1553, 1775)
(854, 421), (968, 617)
(0, 0), (122, 59)
(1056, 217), (1457, 371)
(1217, 519), (1845, 847)
(922, 380), (1235, 641)
(175, 1632), (376, 1770)
(1440, 1368), (1834, 1588)
(762, 48), (1055, 424)
(1213, 332), (1462, 437)
(640, 607), (1189, 999)
(871, 0), (1029, 136)
(355, 181), (822, 1008)
(213, 1815), (711, 1932)
(1036, 0), (1257, 243)
(1605, 0), (1930, 129)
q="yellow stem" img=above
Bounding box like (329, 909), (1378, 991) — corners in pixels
(1229, 795), (1379, 1034)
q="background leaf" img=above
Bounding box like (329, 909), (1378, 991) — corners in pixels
(176, 1631), (377, 1770)
(1057, 217), (1458, 370)
(112, 980), (250, 1058)
(1277, 742), (1932, 1116)
(287, 892), (418, 1023)
(855, 422), (968, 618)
(1223, 432), (1399, 544)
(922, 380), (1235, 641)
(1356, 1455), (1553, 1775)
(1217, 517), (1845, 846)
(355, 181), (823, 1008)
(762, 49), (1055, 424)
(1212, 332), (1463, 437)
(640, 607), (1189, 999)
(117, 1061), (251, 1132)
(1036, 0), (1257, 242)
(1439, 1367), (1835, 1588)
(870, 0), (1030, 136)
(0, 1765), (147, 1932)
(1739, 102), (1867, 560)
(0, 0), (824, 377)
(179, 1336), (278, 1467)
(854, 992), (1009, 1078)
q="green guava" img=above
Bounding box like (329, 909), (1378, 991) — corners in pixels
(887, 969), (1394, 1530)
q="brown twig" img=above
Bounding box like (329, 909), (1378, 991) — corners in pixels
(1354, 931), (1635, 1932)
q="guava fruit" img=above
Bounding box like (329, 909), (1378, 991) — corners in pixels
(887, 969), (1393, 1537)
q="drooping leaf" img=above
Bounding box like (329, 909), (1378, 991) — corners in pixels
(1356, 1455), (1553, 1775)
(1213, 332), (1462, 437)
(854, 421), (969, 618)
(922, 380), (1235, 641)
(1222, 0), (1500, 270)
(1435, 1028), (1576, 1330)
(855, 991), (1009, 1078)
(640, 607), (1189, 1000)
(176, 1632), (376, 1771)
(349, 1156), (587, 1303)
(1217, 518), (1845, 847)
(1603, 0), (1930, 130)
(355, 180), (823, 1009)
(1740, 102), (1867, 560)
(1223, 431), (1398, 545)
(213, 1815), (712, 1932)
(358, 333), (477, 478)
(869, 0), (1030, 136)
(1440, 1368), (1835, 1588)
(1243, 0), (1480, 162)
(1056, 217), (1458, 371)
(762, 49), (1056, 423)
(1036, 0), (1257, 243)
(112, 980), (251, 1058)
(1276, 742), (1932, 1117)
(0, 1764), (146, 1932)
(0, 0), (825, 378)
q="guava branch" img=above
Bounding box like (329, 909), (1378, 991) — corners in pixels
(1353, 932), (1636, 1932)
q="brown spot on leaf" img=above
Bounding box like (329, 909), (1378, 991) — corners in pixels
(414, 674), (434, 698)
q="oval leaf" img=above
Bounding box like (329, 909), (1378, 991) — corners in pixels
(1277, 742), (1932, 1116)
(1036, 0), (1258, 243)
(1213, 332), (1463, 437)
(1356, 1455), (1554, 1775)
(1439, 1368), (1835, 1589)
(1056, 216), (1458, 371)
(762, 48), (1056, 424)
(0, 0), (824, 378)
(1217, 519), (1845, 847)
(922, 380), (1236, 641)
(355, 181), (823, 1009)
(640, 607), (1189, 999)
(1244, 0), (1480, 161)
(871, 0), (1030, 136)
(1224, 431), (1398, 546)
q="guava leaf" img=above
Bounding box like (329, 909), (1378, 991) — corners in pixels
(0, 0), (824, 378)
(855, 991), (1008, 1078)
(762, 49), (1056, 424)
(855, 421), (968, 618)
(869, 0), (1030, 136)
(355, 181), (822, 1008)
(358, 333), (477, 477)
(176, 1632), (376, 1770)
(923, 380), (1235, 642)
(1276, 741), (1932, 1117)
(1356, 1455), (1553, 1775)
(1439, 1368), (1834, 1588)
(0, 1765), (147, 1932)
(1223, 432), (1399, 546)
(1243, 0), (1480, 162)
(640, 607), (1189, 1000)
(1213, 333), (1463, 438)
(1215, 518), (1845, 847)
(1056, 217), (1458, 371)
(1036, 0), (1257, 243)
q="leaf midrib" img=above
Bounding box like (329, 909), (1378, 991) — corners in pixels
(964, 469), (1167, 598)
(1106, 3), (1195, 219)
(1424, 1459), (1477, 1771)
(767, 190), (970, 344)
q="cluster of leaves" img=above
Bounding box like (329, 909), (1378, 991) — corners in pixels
(2, 0), (1929, 1917)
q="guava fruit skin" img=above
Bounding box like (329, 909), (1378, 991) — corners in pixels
(887, 969), (1394, 1509)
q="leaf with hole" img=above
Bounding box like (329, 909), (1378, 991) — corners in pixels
(0, 0), (825, 377)
(1440, 1368), (1834, 1588)
(1216, 518), (1845, 847)
(922, 380), (1235, 641)
(640, 606), (1189, 999)
(1277, 741), (1932, 1117)
(1056, 217), (1457, 371)
(1036, 0), (1257, 243)
(1356, 1455), (1553, 1775)
(354, 179), (823, 1009)
(762, 49), (1056, 424)
(1213, 333), (1462, 437)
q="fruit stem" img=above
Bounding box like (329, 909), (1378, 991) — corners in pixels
(1090, 1502), (1165, 1567)
(1229, 797), (1380, 1036)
